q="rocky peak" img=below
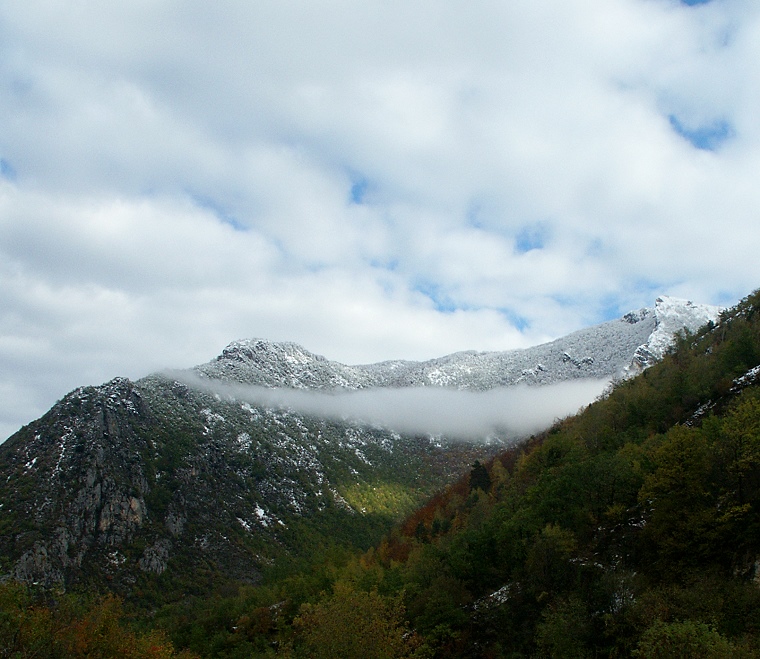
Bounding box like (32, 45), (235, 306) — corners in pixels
(199, 338), (369, 389)
(627, 296), (722, 373)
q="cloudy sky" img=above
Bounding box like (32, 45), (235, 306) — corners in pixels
(0, 0), (757, 441)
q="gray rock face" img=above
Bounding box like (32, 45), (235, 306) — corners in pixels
(139, 539), (171, 575)
(2, 378), (155, 587)
(0, 374), (481, 594)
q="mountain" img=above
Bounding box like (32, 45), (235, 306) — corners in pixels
(135, 289), (760, 659)
(282, 290), (760, 658)
(196, 296), (720, 389)
(0, 297), (719, 600)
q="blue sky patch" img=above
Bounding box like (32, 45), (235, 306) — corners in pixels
(515, 223), (549, 253)
(414, 280), (458, 313)
(500, 308), (530, 331)
(370, 258), (399, 272)
(599, 297), (627, 322)
(0, 158), (17, 181)
(350, 179), (368, 204)
(681, 0), (712, 5)
(669, 115), (733, 151)
(349, 173), (374, 205)
(593, 280), (666, 321)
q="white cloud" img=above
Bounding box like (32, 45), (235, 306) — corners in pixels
(176, 372), (610, 440)
(1, 0), (760, 439)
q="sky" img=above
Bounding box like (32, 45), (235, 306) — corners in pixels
(1, 0), (759, 441)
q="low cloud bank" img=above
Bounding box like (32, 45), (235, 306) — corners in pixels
(174, 372), (610, 440)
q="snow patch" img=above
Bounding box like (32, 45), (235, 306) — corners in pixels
(254, 504), (270, 527)
(200, 408), (225, 435)
(236, 432), (252, 452)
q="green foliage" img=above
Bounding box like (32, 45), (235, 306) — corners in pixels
(634, 619), (745, 658)
(0, 581), (195, 658)
(534, 595), (591, 658)
(288, 583), (422, 658)
(339, 480), (421, 518)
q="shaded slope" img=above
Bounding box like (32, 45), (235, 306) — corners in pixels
(0, 374), (491, 601)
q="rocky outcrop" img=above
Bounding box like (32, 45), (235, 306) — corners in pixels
(1, 378), (155, 587)
(139, 539), (171, 574)
(0, 372), (481, 595)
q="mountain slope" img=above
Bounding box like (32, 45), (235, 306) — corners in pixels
(292, 290), (760, 657)
(0, 375), (483, 598)
(0, 296), (719, 601)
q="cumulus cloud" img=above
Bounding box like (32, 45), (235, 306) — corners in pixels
(176, 372), (610, 441)
(1, 0), (760, 439)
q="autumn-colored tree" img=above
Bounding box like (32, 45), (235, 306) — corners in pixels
(289, 582), (423, 658)
(0, 581), (196, 659)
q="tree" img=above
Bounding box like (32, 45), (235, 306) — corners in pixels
(535, 595), (591, 658)
(290, 583), (422, 658)
(634, 619), (745, 658)
(719, 396), (760, 507)
(638, 426), (718, 570)
(0, 581), (194, 658)
(469, 461), (491, 493)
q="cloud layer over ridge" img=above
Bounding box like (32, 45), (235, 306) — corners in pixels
(176, 372), (611, 440)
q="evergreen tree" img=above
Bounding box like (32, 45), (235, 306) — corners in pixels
(468, 460), (491, 493)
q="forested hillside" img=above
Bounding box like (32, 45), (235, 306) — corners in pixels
(146, 289), (760, 658)
(343, 288), (760, 658)
(4, 289), (760, 657)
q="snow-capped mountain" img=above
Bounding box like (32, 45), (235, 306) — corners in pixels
(197, 296), (721, 390)
(0, 296), (721, 595)
(626, 296), (722, 372)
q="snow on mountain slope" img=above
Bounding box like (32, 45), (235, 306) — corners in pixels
(197, 297), (722, 391)
(626, 296), (722, 373)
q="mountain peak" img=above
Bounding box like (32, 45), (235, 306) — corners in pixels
(636, 296), (722, 368)
(219, 338), (321, 364)
(199, 338), (365, 389)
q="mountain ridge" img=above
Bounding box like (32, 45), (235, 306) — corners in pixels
(196, 296), (720, 390)
(0, 295), (721, 599)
